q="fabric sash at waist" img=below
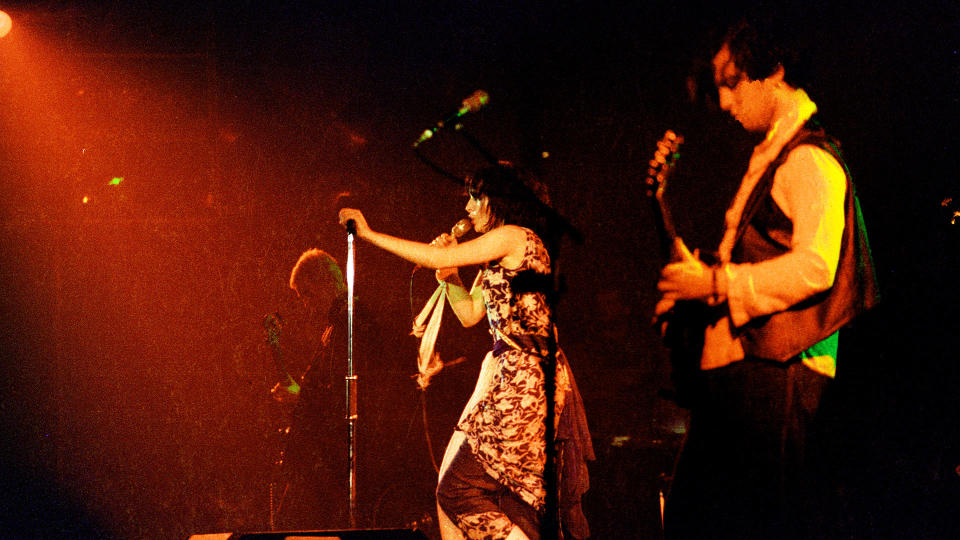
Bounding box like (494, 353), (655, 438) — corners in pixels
(493, 333), (552, 358)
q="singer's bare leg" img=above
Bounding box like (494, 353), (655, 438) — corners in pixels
(437, 502), (466, 540)
(506, 525), (531, 540)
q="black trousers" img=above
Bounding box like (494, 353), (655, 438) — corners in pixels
(437, 439), (541, 539)
(664, 358), (830, 540)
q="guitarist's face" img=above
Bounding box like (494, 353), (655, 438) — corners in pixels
(712, 43), (783, 133)
(295, 282), (335, 319)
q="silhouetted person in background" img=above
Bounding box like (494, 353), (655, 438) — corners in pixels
(273, 248), (350, 530)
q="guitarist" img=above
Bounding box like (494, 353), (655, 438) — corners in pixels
(276, 247), (351, 529)
(655, 16), (879, 540)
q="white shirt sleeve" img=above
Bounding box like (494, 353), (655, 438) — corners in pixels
(725, 144), (848, 327)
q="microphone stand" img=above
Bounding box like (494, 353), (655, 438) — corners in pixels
(454, 127), (499, 166)
(345, 222), (359, 527)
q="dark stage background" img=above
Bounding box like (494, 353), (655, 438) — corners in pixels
(0, 1), (957, 538)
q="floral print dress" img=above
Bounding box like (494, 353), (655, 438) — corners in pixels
(457, 227), (570, 513)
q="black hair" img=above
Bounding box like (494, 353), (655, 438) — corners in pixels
(465, 161), (558, 253)
(722, 14), (812, 90)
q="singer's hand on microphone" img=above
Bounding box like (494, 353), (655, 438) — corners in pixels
(338, 208), (370, 238)
(429, 232), (457, 248)
(431, 233), (460, 283)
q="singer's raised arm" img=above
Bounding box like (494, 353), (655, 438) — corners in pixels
(337, 208), (526, 271)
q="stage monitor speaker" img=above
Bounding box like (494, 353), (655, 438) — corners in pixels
(188, 529), (428, 540)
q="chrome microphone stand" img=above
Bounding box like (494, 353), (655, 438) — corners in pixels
(345, 221), (359, 527)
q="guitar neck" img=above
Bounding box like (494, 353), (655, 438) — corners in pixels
(654, 187), (690, 263)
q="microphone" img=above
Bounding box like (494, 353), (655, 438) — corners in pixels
(450, 217), (472, 239)
(413, 90), (490, 147)
(413, 218), (473, 273)
(345, 219), (357, 236)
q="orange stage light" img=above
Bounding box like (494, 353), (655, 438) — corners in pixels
(0, 10), (12, 39)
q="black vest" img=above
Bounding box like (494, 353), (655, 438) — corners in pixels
(730, 123), (880, 361)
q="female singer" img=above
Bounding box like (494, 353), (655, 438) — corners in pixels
(339, 162), (585, 540)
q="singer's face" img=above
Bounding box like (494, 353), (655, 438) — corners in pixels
(466, 194), (492, 233)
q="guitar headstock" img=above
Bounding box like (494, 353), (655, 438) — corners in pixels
(646, 130), (684, 200)
(941, 196), (958, 227)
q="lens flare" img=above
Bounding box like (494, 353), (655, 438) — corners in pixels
(0, 11), (12, 39)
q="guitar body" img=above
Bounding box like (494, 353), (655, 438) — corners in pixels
(660, 300), (715, 408)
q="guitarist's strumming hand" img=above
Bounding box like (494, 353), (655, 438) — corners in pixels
(657, 237), (728, 309)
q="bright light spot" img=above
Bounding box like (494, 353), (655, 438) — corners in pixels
(82, 196), (89, 204)
(0, 11), (11, 39)
(610, 435), (631, 447)
(348, 132), (367, 145)
(541, 151), (550, 159)
(109, 177), (124, 186)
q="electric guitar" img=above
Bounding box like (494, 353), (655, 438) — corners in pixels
(646, 130), (717, 407)
(263, 312), (301, 402)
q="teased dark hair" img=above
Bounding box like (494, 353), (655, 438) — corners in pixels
(465, 161), (557, 253)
